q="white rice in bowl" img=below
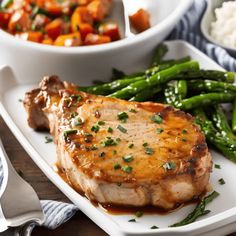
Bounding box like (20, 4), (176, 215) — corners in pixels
(211, 1), (236, 48)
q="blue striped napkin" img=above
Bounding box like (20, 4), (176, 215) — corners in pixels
(0, 161), (78, 230)
(1, 0), (236, 231)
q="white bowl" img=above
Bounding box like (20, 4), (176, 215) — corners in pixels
(0, 0), (193, 85)
(201, 0), (236, 57)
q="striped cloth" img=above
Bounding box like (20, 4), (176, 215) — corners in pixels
(1, 0), (236, 231)
(0, 160), (78, 230)
(168, 0), (236, 71)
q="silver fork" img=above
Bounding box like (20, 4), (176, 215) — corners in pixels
(0, 138), (44, 233)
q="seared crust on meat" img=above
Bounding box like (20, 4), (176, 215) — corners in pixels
(24, 76), (212, 209)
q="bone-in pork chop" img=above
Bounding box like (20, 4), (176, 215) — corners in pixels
(24, 76), (212, 209)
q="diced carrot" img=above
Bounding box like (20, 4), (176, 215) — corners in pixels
(71, 6), (93, 32)
(54, 32), (82, 47)
(87, 0), (112, 22)
(42, 37), (53, 45)
(78, 0), (93, 5)
(98, 22), (120, 41)
(0, 12), (11, 28)
(44, 1), (62, 15)
(18, 31), (43, 42)
(45, 18), (63, 40)
(8, 9), (31, 32)
(129, 8), (150, 33)
(78, 23), (93, 40)
(84, 33), (111, 45)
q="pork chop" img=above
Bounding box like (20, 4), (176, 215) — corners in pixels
(24, 76), (212, 210)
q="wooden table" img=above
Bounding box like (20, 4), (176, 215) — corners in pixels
(1, 115), (236, 236)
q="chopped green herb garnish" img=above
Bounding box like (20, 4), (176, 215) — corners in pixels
(117, 112), (129, 123)
(218, 178), (225, 185)
(18, 98), (23, 102)
(150, 114), (163, 124)
(117, 182), (122, 186)
(91, 125), (100, 133)
(84, 133), (93, 137)
(64, 129), (77, 136)
(122, 155), (134, 163)
(135, 211), (143, 218)
(71, 94), (82, 102)
(156, 128), (164, 134)
(169, 191), (219, 227)
(182, 138), (187, 142)
(15, 24), (22, 31)
(101, 137), (118, 147)
(150, 225), (159, 229)
(98, 121), (105, 125)
(145, 147), (154, 155)
(128, 219), (136, 222)
(117, 124), (127, 133)
(114, 163), (121, 169)
(45, 136), (53, 143)
(162, 162), (176, 170)
(113, 150), (117, 155)
(99, 152), (105, 157)
(143, 142), (148, 147)
(116, 138), (121, 142)
(182, 129), (188, 134)
(129, 108), (137, 113)
(70, 111), (78, 118)
(128, 143), (134, 149)
(121, 166), (132, 173)
(107, 127), (113, 133)
(91, 144), (98, 150)
(214, 164), (221, 169)
(74, 117), (83, 126)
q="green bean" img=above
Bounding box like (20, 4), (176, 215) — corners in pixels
(211, 105), (235, 140)
(170, 191), (219, 227)
(178, 70), (235, 83)
(177, 80), (187, 99)
(160, 56), (191, 66)
(188, 80), (236, 93)
(129, 86), (162, 102)
(109, 61), (199, 99)
(80, 76), (144, 95)
(194, 108), (236, 162)
(232, 99), (236, 133)
(151, 43), (168, 66)
(176, 93), (236, 110)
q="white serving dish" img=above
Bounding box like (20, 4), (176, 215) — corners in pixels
(0, 0), (193, 85)
(1, 40), (236, 236)
(200, 0), (236, 57)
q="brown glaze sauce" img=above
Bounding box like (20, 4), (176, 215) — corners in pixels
(55, 163), (204, 215)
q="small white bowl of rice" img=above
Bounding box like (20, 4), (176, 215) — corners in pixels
(201, 0), (236, 57)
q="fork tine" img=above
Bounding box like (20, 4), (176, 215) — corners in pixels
(0, 138), (44, 228)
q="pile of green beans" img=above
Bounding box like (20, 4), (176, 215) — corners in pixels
(79, 43), (236, 162)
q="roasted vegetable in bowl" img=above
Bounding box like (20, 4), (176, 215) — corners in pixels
(0, 0), (151, 46)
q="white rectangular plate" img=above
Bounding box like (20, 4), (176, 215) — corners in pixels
(1, 40), (236, 236)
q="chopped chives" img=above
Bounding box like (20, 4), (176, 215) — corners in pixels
(121, 166), (132, 173)
(117, 124), (127, 133)
(114, 163), (121, 169)
(122, 155), (134, 163)
(150, 114), (163, 124)
(218, 178), (225, 185)
(156, 128), (164, 134)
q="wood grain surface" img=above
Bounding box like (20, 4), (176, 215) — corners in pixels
(0, 115), (235, 236)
